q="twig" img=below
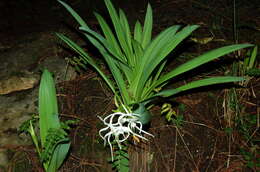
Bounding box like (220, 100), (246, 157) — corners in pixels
(173, 128), (177, 171)
(175, 126), (199, 171)
(205, 139), (217, 172)
(183, 121), (219, 132)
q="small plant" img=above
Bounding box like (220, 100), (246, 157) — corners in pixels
(240, 147), (260, 169)
(235, 113), (260, 170)
(161, 103), (184, 127)
(19, 69), (71, 172)
(56, 0), (252, 170)
(110, 142), (129, 172)
(223, 6), (258, 167)
(243, 45), (260, 77)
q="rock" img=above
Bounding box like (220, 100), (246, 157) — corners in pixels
(0, 90), (37, 167)
(0, 71), (40, 95)
(40, 56), (77, 82)
(0, 149), (8, 168)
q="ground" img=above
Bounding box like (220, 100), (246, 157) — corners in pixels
(0, 0), (259, 171)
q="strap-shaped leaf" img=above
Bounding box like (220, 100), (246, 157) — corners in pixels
(47, 142), (71, 172)
(104, 0), (132, 59)
(119, 9), (133, 63)
(248, 45), (257, 69)
(153, 76), (245, 98)
(56, 33), (92, 62)
(131, 25), (179, 84)
(79, 26), (126, 65)
(155, 44), (253, 88)
(79, 25), (130, 75)
(94, 12), (124, 60)
(58, 0), (88, 28)
(56, 33), (116, 94)
(140, 25), (199, 92)
(78, 27), (130, 105)
(131, 25), (183, 99)
(134, 20), (142, 43)
(141, 3), (153, 49)
(58, 0), (130, 87)
(39, 70), (60, 146)
(132, 39), (144, 67)
(79, 26), (133, 87)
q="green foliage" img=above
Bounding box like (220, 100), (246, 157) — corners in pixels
(161, 103), (184, 127)
(39, 69), (60, 146)
(57, 0), (252, 117)
(111, 143), (129, 172)
(240, 148), (260, 169)
(245, 68), (260, 77)
(39, 69), (71, 172)
(223, 44), (259, 170)
(236, 114), (257, 142)
(60, 119), (80, 130)
(57, 1), (253, 170)
(41, 128), (69, 163)
(243, 45), (258, 70)
(240, 45), (259, 77)
(235, 113), (259, 170)
(161, 103), (176, 122)
(172, 115), (184, 127)
(19, 69), (71, 172)
(224, 127), (233, 135)
(18, 115), (38, 134)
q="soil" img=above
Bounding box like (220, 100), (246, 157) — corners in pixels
(0, 0), (259, 171)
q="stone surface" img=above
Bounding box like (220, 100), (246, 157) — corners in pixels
(0, 71), (40, 95)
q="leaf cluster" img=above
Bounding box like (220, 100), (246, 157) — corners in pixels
(19, 69), (71, 172)
(57, 0), (252, 113)
(111, 143), (129, 172)
(41, 128), (69, 163)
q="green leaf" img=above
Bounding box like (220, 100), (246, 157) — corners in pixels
(131, 26), (174, 95)
(104, 0), (132, 59)
(85, 15), (133, 82)
(56, 33), (93, 63)
(248, 45), (257, 69)
(78, 26), (131, 104)
(47, 142), (71, 172)
(57, 0), (88, 28)
(141, 3), (153, 49)
(56, 33), (117, 94)
(94, 12), (124, 60)
(57, 0), (253, 129)
(155, 44), (253, 88)
(119, 9), (133, 61)
(132, 39), (144, 66)
(154, 76), (245, 98)
(134, 20), (142, 43)
(39, 69), (60, 146)
(18, 115), (38, 134)
(113, 145), (129, 172)
(133, 25), (194, 99)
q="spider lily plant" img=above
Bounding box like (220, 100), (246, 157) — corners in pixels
(56, 0), (252, 124)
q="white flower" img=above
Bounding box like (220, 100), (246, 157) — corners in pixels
(98, 112), (154, 161)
